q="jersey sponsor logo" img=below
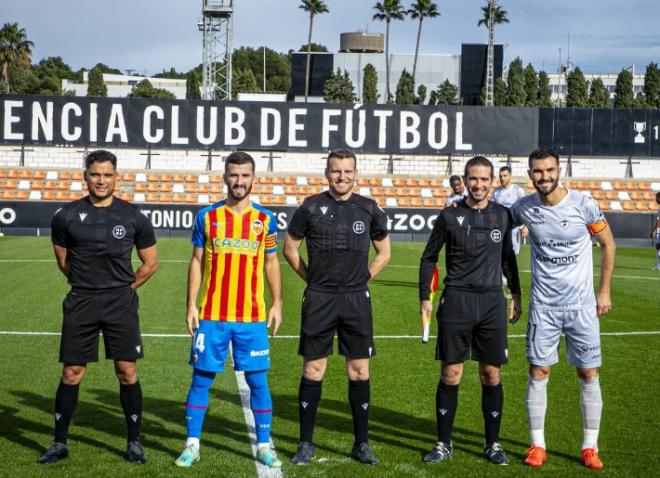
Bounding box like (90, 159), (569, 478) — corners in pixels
(250, 349), (270, 357)
(79, 212), (88, 222)
(580, 344), (601, 352)
(353, 220), (366, 234)
(491, 229), (502, 242)
(213, 237), (259, 255)
(112, 225), (126, 239)
(534, 239), (577, 248)
(535, 253), (579, 265)
(320, 206), (328, 215)
(251, 219), (264, 235)
(457, 216), (465, 225)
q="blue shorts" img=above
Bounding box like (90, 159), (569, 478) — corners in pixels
(189, 320), (270, 372)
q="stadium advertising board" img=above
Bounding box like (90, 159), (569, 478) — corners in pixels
(0, 95), (538, 155)
(0, 201), (443, 234)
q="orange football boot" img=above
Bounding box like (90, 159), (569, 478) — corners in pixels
(524, 445), (547, 467)
(581, 448), (604, 469)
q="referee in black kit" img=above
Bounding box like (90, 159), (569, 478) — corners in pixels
(284, 149), (391, 465)
(419, 156), (522, 466)
(38, 150), (158, 465)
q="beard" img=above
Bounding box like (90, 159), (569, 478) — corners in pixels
(534, 177), (560, 196)
(228, 182), (252, 201)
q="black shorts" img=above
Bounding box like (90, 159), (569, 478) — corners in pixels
(59, 287), (143, 364)
(298, 288), (375, 359)
(435, 288), (508, 364)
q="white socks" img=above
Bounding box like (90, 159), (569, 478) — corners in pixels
(579, 376), (603, 450)
(526, 376), (548, 448)
(185, 437), (200, 449)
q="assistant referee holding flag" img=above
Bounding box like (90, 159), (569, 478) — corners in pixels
(38, 150), (158, 465)
(419, 156), (522, 466)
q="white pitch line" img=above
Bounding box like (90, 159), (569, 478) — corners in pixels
(2, 259), (659, 281)
(234, 371), (283, 478)
(1, 331), (660, 338)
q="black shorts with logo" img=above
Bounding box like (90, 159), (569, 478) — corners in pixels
(59, 287), (143, 364)
(298, 287), (375, 359)
(435, 288), (508, 364)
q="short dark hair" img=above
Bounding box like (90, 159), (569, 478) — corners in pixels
(463, 156), (494, 178)
(656, 191), (660, 203)
(449, 175), (462, 184)
(85, 149), (117, 169)
(326, 149), (357, 170)
(224, 151), (255, 173)
(499, 165), (512, 174)
(528, 148), (559, 168)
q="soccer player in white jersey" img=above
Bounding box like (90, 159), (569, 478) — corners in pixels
(445, 175), (468, 208)
(651, 192), (660, 271)
(510, 148), (616, 470)
(492, 166), (528, 255)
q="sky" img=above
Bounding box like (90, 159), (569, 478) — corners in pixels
(3, 0), (659, 76)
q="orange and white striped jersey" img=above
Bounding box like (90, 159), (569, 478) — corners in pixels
(192, 200), (278, 322)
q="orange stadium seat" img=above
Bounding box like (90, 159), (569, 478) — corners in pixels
(369, 178), (381, 187)
(146, 193), (159, 203)
(625, 182), (638, 191)
(630, 192), (643, 201)
(259, 196), (273, 205)
(588, 181), (601, 190)
(54, 191), (68, 201)
(357, 178), (369, 187)
(2, 190), (16, 200)
(147, 174), (159, 183)
(375, 197), (385, 207)
(285, 185), (297, 195)
(408, 188), (421, 197)
(393, 178), (406, 187)
(598, 201), (611, 211)
(184, 184), (197, 193)
(271, 196), (285, 205)
(634, 202), (648, 211)
(122, 173), (135, 182)
(184, 175), (196, 183)
(56, 181), (69, 190)
(563, 180), (574, 189)
(258, 177), (271, 184)
(42, 191), (55, 201)
(208, 194), (221, 203)
(432, 189), (445, 198)
(649, 201), (658, 211)
(69, 192), (82, 201)
(198, 184), (209, 194)
(308, 177), (322, 186)
(0, 170), (7, 179)
(15, 190), (29, 200)
(209, 183), (223, 194)
(310, 186), (322, 195)
(209, 175), (222, 184)
(422, 198), (435, 208)
(297, 186), (310, 195)
(410, 197), (423, 207)
(622, 202), (635, 211)
(59, 171), (71, 180)
(19, 170), (32, 179)
(638, 182), (650, 191)
(271, 177), (283, 185)
(171, 193), (184, 203)
(7, 170), (19, 179)
(30, 180), (44, 190)
(4, 179), (17, 189)
(643, 191), (655, 201)
(383, 188), (396, 197)
(605, 192), (618, 201)
(158, 193), (172, 203)
(119, 193), (133, 202)
(146, 183), (159, 193)
(284, 177), (296, 185)
(134, 183), (146, 193)
(159, 184), (172, 193)
(71, 171), (83, 181)
(613, 181), (626, 191)
(184, 194), (197, 203)
(592, 191), (605, 200)
(172, 174), (185, 183)
(398, 197), (411, 207)
(430, 179), (442, 188)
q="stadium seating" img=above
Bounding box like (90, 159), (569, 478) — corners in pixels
(0, 167), (657, 211)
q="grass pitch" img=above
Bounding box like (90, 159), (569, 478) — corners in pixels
(0, 236), (659, 477)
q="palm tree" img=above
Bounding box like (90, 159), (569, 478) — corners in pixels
(373, 1), (407, 102)
(478, 1), (508, 106)
(477, 2), (509, 29)
(0, 22), (33, 93)
(408, 0), (440, 83)
(299, 0), (329, 102)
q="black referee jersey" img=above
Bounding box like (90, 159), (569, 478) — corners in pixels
(288, 191), (389, 291)
(51, 196), (156, 291)
(419, 199), (520, 300)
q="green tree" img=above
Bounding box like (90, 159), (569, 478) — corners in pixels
(408, 0), (440, 83)
(416, 84), (427, 105)
(0, 22), (34, 92)
(524, 63), (538, 106)
(35, 56), (79, 81)
(632, 92), (649, 109)
(362, 63), (379, 104)
(565, 67), (588, 107)
(323, 68), (356, 103)
(373, 0), (407, 101)
(91, 63), (122, 75)
(537, 70), (552, 106)
(235, 47), (291, 94)
(299, 0), (329, 102)
(297, 42), (328, 52)
(588, 78), (610, 108)
(435, 79), (460, 105)
(614, 69), (634, 108)
(395, 68), (415, 104)
(186, 71), (201, 99)
(231, 67), (259, 98)
(87, 67), (107, 97)
(494, 77), (507, 106)
(643, 62), (659, 108)
(506, 57), (526, 106)
(128, 79), (176, 99)
(153, 67), (187, 79)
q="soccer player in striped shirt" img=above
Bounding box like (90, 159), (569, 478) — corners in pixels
(174, 152), (283, 468)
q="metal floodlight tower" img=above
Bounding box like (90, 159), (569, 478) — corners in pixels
(199, 0), (233, 100)
(484, 0), (496, 107)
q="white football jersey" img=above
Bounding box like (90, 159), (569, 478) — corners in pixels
(510, 190), (607, 310)
(492, 184), (526, 209)
(445, 190), (468, 208)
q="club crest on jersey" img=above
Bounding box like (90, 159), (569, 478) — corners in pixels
(560, 220), (569, 229)
(251, 219), (264, 235)
(353, 220), (366, 234)
(491, 229), (502, 242)
(113, 225), (126, 239)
